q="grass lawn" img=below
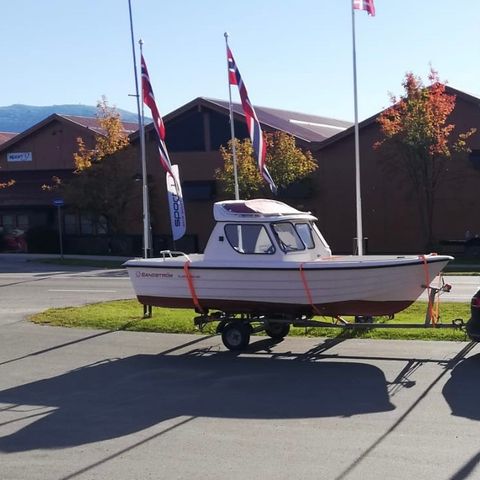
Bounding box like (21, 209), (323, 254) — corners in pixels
(31, 299), (472, 342)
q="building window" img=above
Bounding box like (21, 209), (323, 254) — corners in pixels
(64, 213), (79, 234)
(17, 215), (29, 230)
(277, 179), (314, 199)
(183, 181), (216, 201)
(469, 150), (480, 170)
(0, 213), (29, 233)
(1, 215), (14, 232)
(97, 215), (108, 235)
(80, 214), (94, 234)
(64, 212), (108, 235)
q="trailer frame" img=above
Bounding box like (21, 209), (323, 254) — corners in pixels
(193, 280), (466, 351)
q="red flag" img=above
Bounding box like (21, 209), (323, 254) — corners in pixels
(353, 0), (375, 16)
(226, 46), (277, 194)
(140, 55), (174, 179)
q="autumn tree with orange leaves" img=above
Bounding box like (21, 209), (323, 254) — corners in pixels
(51, 98), (134, 234)
(375, 69), (476, 248)
(0, 179), (15, 189)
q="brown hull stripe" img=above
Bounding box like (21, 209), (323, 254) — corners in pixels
(137, 295), (412, 317)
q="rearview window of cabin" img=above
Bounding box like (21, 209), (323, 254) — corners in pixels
(224, 224), (275, 254)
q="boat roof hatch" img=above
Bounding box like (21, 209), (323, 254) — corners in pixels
(213, 199), (317, 222)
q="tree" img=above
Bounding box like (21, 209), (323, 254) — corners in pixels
(73, 97), (130, 172)
(216, 131), (318, 199)
(374, 68), (476, 248)
(57, 98), (135, 233)
(0, 179), (15, 189)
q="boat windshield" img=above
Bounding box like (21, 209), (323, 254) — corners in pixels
(272, 223), (305, 252)
(295, 223), (315, 249)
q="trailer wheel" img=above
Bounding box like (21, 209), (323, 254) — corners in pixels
(265, 322), (290, 339)
(221, 322), (251, 351)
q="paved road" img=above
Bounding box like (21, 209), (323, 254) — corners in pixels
(2, 256), (480, 479)
(0, 255), (134, 325)
(419, 274), (480, 302)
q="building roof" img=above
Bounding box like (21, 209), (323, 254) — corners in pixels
(0, 132), (17, 145)
(159, 97), (351, 144)
(61, 115), (139, 135)
(204, 98), (351, 143)
(315, 85), (480, 151)
(0, 113), (138, 153)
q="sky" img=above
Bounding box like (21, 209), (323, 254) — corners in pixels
(2, 0), (479, 123)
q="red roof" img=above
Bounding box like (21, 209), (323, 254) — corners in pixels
(0, 114), (138, 153)
(0, 132), (18, 145)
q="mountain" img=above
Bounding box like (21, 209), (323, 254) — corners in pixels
(0, 104), (139, 133)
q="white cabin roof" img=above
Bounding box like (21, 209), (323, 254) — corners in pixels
(213, 199), (317, 222)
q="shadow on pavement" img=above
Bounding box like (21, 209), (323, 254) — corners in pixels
(443, 352), (480, 421)
(0, 351), (394, 452)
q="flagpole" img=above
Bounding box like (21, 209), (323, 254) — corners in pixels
(351, 5), (364, 256)
(138, 40), (152, 257)
(224, 32), (240, 201)
(128, 0), (151, 259)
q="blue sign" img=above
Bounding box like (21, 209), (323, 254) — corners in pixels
(53, 198), (64, 207)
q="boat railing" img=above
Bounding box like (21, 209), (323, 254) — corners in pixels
(159, 250), (191, 262)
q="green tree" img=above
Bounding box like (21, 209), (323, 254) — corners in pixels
(374, 68), (476, 248)
(60, 98), (135, 233)
(216, 131), (317, 199)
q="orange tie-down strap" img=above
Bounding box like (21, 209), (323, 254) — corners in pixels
(183, 261), (205, 314)
(299, 263), (324, 317)
(419, 254), (439, 325)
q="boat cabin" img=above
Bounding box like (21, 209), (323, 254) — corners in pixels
(203, 199), (332, 262)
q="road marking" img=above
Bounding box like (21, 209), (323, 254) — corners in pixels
(48, 289), (117, 293)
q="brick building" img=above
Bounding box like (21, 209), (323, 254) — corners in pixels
(313, 86), (480, 253)
(0, 99), (348, 254)
(1, 89), (479, 255)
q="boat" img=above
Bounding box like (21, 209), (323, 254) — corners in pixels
(124, 199), (452, 321)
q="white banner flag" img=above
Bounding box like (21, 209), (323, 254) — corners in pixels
(166, 164), (186, 241)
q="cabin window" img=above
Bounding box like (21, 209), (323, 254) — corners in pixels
(312, 224), (331, 252)
(272, 222), (305, 252)
(295, 223), (315, 249)
(224, 224), (275, 254)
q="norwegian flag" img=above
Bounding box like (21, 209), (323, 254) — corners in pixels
(353, 0), (375, 16)
(141, 55), (174, 179)
(227, 46), (277, 194)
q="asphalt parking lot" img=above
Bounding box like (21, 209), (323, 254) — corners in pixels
(1, 255), (480, 480)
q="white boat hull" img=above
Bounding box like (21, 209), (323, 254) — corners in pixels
(125, 255), (451, 317)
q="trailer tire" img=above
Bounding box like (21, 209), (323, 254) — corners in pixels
(221, 322), (251, 351)
(265, 322), (290, 339)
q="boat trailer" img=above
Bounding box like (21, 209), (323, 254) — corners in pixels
(194, 280), (470, 351)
